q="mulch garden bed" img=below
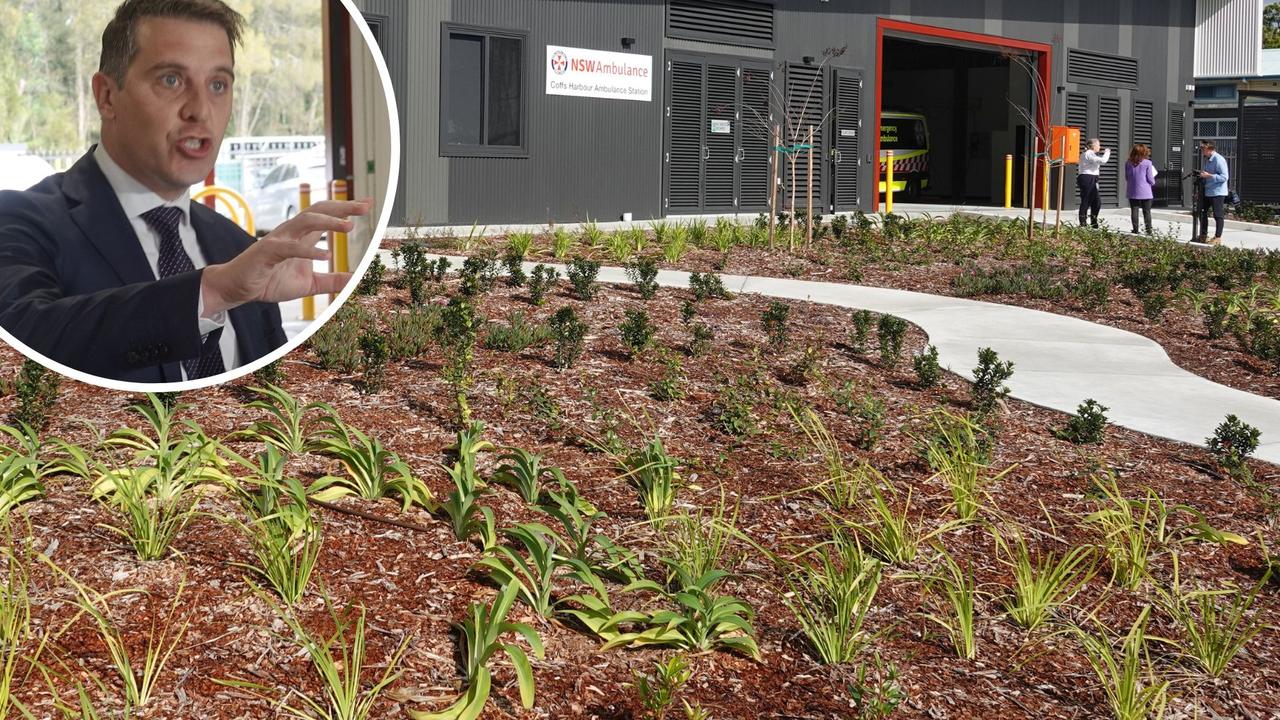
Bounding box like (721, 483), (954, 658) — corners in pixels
(2, 269), (1278, 719)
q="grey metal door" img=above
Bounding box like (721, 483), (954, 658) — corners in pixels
(666, 58), (705, 212)
(738, 63), (773, 211)
(1097, 96), (1121, 206)
(704, 63), (739, 211)
(830, 68), (862, 211)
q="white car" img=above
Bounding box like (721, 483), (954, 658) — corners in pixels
(247, 151), (329, 233)
(0, 154), (56, 192)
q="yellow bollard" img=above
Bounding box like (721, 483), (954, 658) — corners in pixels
(1041, 156), (1051, 228)
(300, 183), (315, 321)
(330, 179), (349, 303)
(1004, 154), (1013, 209)
(885, 150), (895, 214)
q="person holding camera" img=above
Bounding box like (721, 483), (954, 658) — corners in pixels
(1196, 141), (1229, 245)
(1077, 138), (1110, 229)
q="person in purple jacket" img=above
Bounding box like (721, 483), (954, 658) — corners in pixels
(1124, 144), (1157, 235)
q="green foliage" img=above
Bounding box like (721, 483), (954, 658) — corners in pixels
(222, 587), (409, 720)
(477, 523), (573, 618)
(913, 345), (942, 388)
(1055, 399), (1109, 445)
(12, 360), (59, 431)
(688, 322), (714, 357)
(252, 358), (286, 388)
(1264, 3), (1279, 49)
(482, 311), (551, 353)
(386, 307), (440, 360)
(920, 549), (979, 660)
(626, 256), (660, 299)
(835, 385), (886, 451)
(971, 347), (1015, 414)
(358, 329), (388, 394)
(876, 315), (908, 368)
(568, 256), (602, 300)
(622, 436), (680, 525)
(1070, 606), (1169, 720)
(458, 252), (500, 296)
(663, 225), (691, 264)
(440, 297), (481, 425)
(710, 378), (757, 437)
(1206, 414), (1260, 479)
(1153, 556), (1269, 678)
(993, 529), (1096, 631)
(620, 308), (656, 357)
(662, 490), (740, 585)
(506, 231), (536, 258)
(313, 412), (434, 510)
(492, 448), (565, 504)
(632, 655), (692, 720)
(1083, 474), (1162, 590)
(651, 350), (687, 401)
(830, 214), (849, 240)
(552, 226), (575, 259)
(439, 459), (495, 545)
(601, 570), (761, 659)
(0, 453), (47, 517)
(311, 303), (370, 373)
(236, 383), (334, 456)
(355, 254), (385, 296)
(549, 306), (588, 370)
(224, 447), (323, 605)
(688, 271), (730, 301)
(527, 264), (559, 306)
(848, 652), (906, 719)
(921, 411), (1008, 522)
(502, 247), (528, 287)
(783, 531), (882, 664)
(849, 310), (875, 353)
(762, 300), (791, 349)
(409, 582), (544, 719)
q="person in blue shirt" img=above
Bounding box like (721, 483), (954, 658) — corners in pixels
(1196, 141), (1229, 245)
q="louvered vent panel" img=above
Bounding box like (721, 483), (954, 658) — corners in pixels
(667, 0), (774, 48)
(1133, 101), (1154, 147)
(1241, 102), (1280, 204)
(1066, 92), (1089, 157)
(668, 61), (704, 210)
(739, 65), (772, 209)
(704, 64), (738, 209)
(1068, 49), (1139, 89)
(785, 63), (824, 206)
(1097, 97), (1121, 206)
(1168, 106), (1185, 172)
(833, 73), (861, 208)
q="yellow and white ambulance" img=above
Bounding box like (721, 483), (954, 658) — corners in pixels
(878, 111), (930, 200)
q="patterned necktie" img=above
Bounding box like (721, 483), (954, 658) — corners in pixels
(140, 205), (227, 380)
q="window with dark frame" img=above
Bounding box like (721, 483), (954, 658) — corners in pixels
(441, 24), (527, 156)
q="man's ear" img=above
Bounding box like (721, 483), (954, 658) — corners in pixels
(92, 72), (119, 120)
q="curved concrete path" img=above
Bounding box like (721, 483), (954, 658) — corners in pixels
(394, 253), (1280, 465)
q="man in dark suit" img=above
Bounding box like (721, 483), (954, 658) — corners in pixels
(0, 0), (369, 384)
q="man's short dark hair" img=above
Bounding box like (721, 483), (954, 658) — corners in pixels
(1202, 141), (1216, 151)
(99, 0), (245, 85)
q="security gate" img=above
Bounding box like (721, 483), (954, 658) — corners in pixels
(830, 68), (863, 211)
(664, 53), (772, 213)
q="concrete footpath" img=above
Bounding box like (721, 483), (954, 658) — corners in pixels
(400, 252), (1280, 465)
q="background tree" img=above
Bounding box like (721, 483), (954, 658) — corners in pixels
(1265, 3), (1279, 50)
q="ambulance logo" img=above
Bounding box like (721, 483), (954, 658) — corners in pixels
(550, 50), (569, 75)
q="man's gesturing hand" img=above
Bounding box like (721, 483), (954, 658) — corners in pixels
(200, 199), (373, 317)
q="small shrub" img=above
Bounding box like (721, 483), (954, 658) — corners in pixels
(913, 345), (942, 388)
(252, 359), (286, 388)
(1207, 414), (1261, 480)
(848, 653), (906, 720)
(12, 360), (60, 430)
(310, 304), (369, 373)
(1202, 296), (1231, 339)
(830, 214), (849, 240)
(1055, 399), (1109, 445)
(619, 309), (655, 358)
(971, 347), (1014, 414)
(355, 254), (385, 296)
(386, 307), (439, 360)
(440, 297), (480, 425)
(710, 380), (757, 437)
(688, 323), (714, 357)
(850, 310), (874, 354)
(651, 351), (686, 401)
(762, 301), (791, 349)
(1141, 292), (1171, 322)
(459, 252), (500, 296)
(549, 307), (588, 370)
(1073, 272), (1111, 310)
(836, 386), (886, 451)
(527, 264), (558, 306)
(483, 312), (551, 353)
(358, 329), (388, 394)
(679, 300), (696, 324)
(626, 256), (659, 300)
(568, 256), (601, 300)
(785, 346), (823, 385)
(689, 271), (730, 301)
(632, 656), (691, 720)
(877, 315), (908, 368)
(502, 248), (528, 287)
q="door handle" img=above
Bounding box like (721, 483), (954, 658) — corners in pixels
(735, 148), (744, 162)
(702, 147), (710, 161)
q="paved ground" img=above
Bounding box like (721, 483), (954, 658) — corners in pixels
(402, 252), (1280, 465)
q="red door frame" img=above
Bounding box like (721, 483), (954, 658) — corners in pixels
(873, 18), (1053, 212)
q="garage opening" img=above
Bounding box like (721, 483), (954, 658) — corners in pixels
(879, 34), (1039, 207)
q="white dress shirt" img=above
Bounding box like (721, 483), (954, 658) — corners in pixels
(93, 144), (240, 377)
(1078, 148), (1111, 176)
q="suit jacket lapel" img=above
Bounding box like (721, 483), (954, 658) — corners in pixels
(64, 150), (156, 285)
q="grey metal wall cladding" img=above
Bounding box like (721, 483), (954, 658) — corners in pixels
(355, 0), (410, 225)
(447, 0), (664, 224)
(1133, 100), (1154, 147)
(667, 0), (775, 48)
(1241, 102), (1280, 204)
(739, 65), (773, 209)
(784, 62), (825, 208)
(1068, 49), (1139, 89)
(831, 70), (861, 210)
(391, 0), (1199, 223)
(1066, 93), (1090, 143)
(666, 59), (704, 211)
(1097, 96), (1121, 205)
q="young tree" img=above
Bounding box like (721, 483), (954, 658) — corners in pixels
(1265, 3), (1280, 50)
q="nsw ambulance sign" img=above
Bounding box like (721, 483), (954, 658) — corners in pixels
(546, 45), (652, 102)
